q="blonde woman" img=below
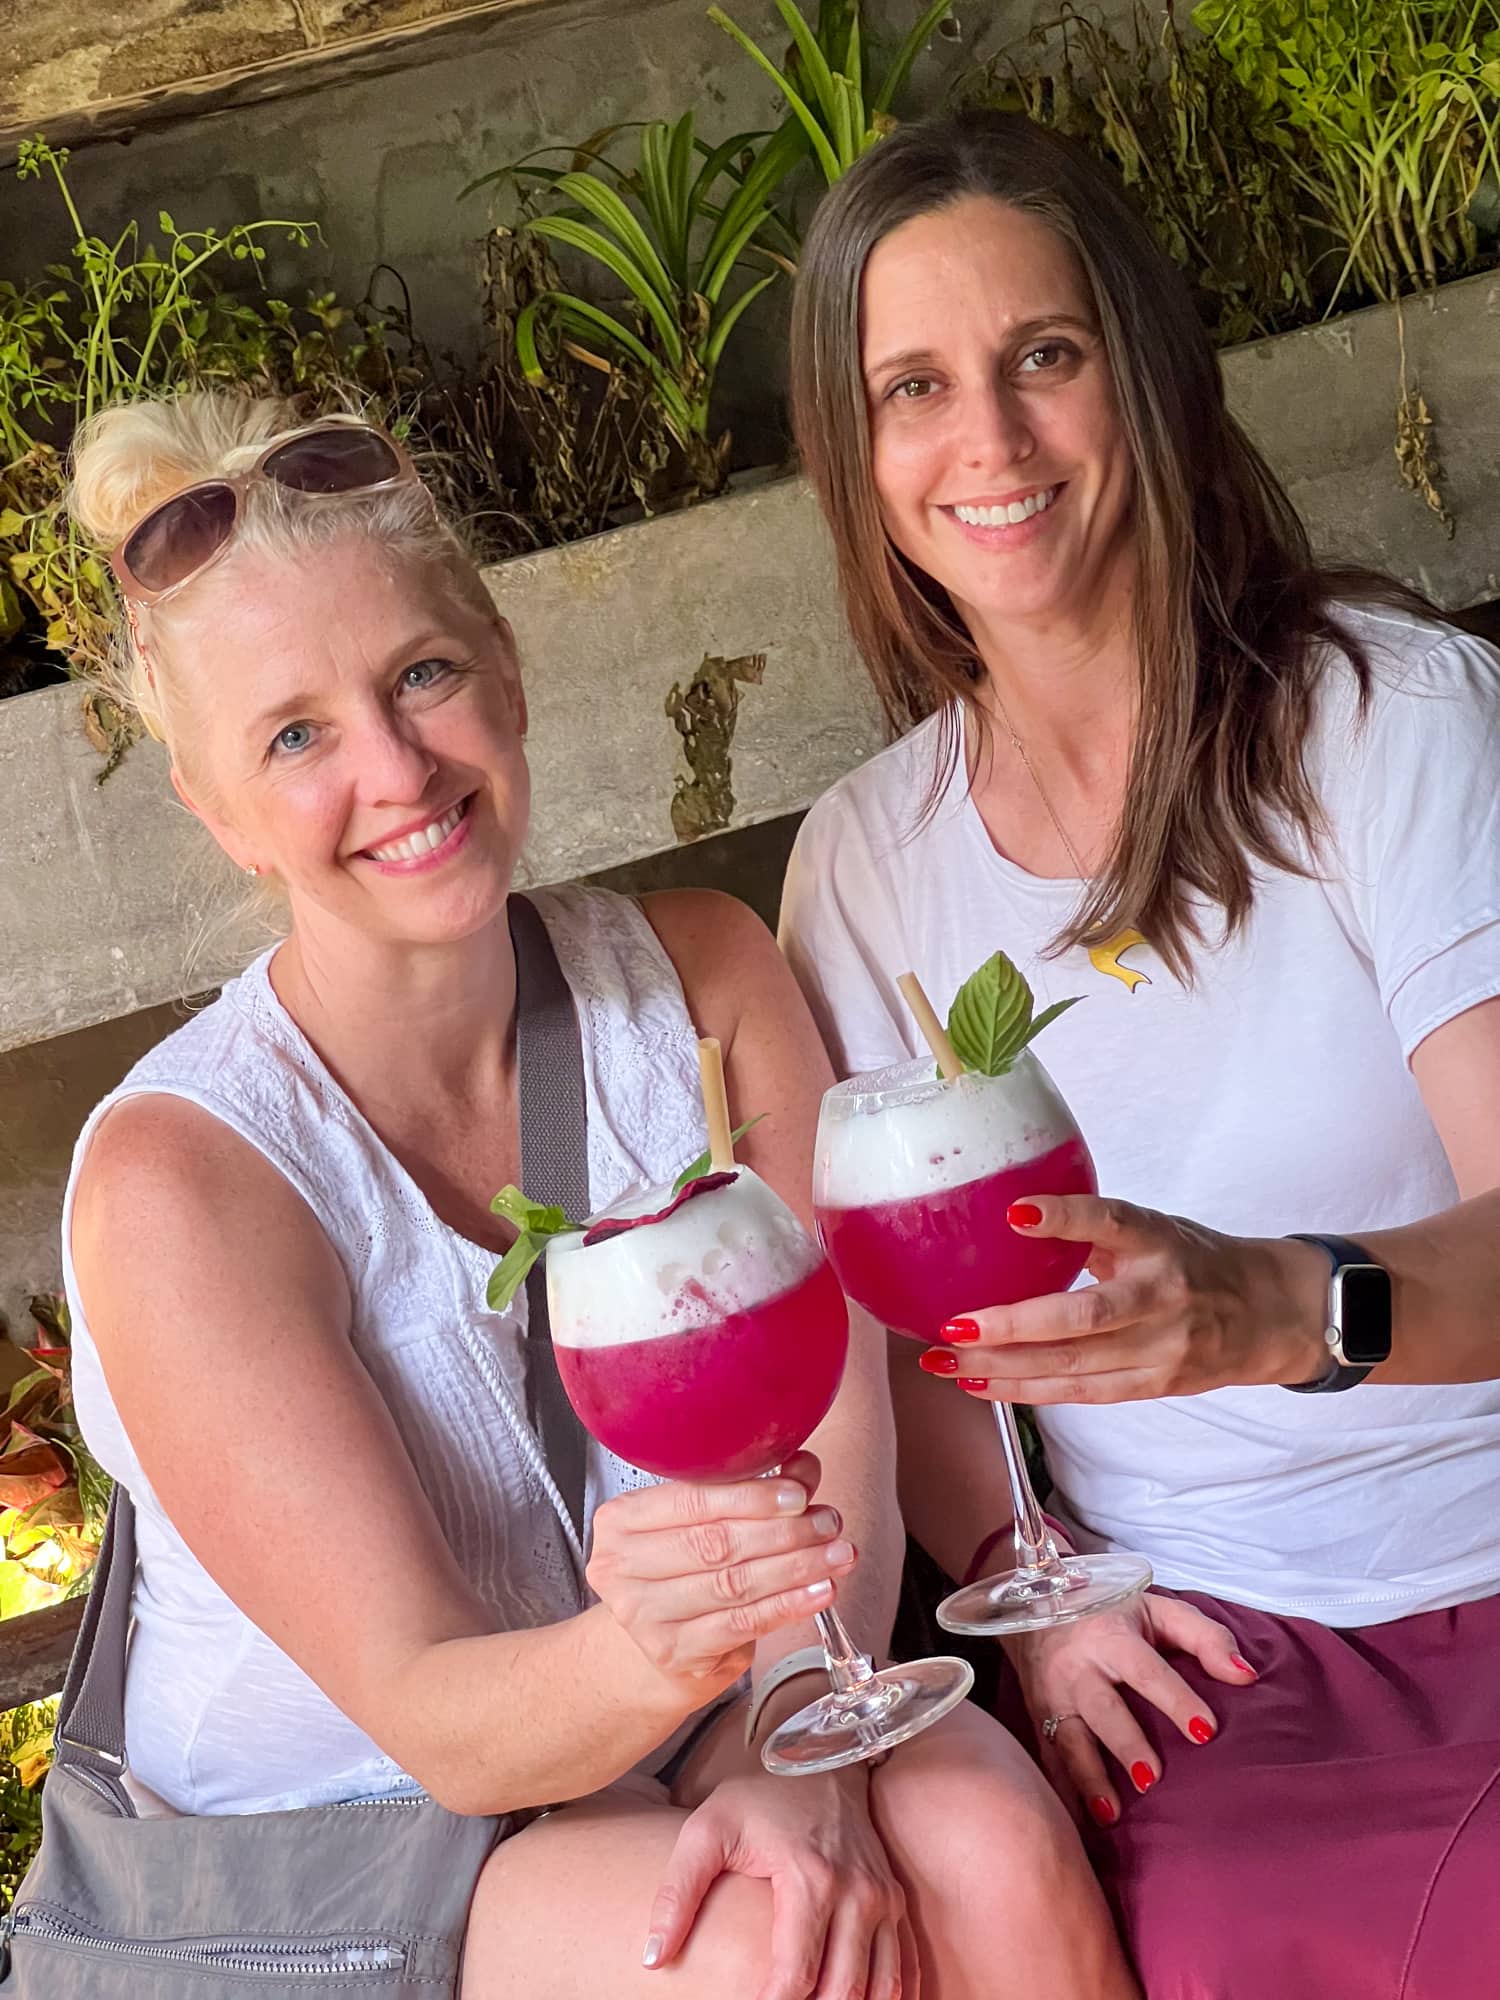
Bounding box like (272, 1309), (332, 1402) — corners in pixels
(7, 390), (1136, 2000)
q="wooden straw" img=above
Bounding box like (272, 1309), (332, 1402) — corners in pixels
(897, 971), (965, 1081)
(697, 1036), (736, 1170)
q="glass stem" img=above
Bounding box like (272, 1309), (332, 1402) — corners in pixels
(814, 1607), (879, 1699)
(991, 1402), (1063, 1578)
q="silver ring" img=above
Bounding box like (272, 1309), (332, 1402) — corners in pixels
(1040, 1712), (1079, 1742)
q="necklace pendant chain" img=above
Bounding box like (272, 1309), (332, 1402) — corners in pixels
(992, 692), (1091, 886)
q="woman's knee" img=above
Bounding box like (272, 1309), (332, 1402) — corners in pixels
(462, 1812), (772, 1997)
(671, 1870), (775, 1986)
(874, 1703), (1084, 1901)
(869, 1706), (1137, 1998)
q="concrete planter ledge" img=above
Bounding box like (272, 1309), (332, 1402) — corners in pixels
(0, 475), (884, 1054)
(1, 271), (1498, 1055)
(1220, 271), (1500, 606)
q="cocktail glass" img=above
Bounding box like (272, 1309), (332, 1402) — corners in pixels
(545, 1164), (974, 1773)
(814, 1054), (1151, 1636)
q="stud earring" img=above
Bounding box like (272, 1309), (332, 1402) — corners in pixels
(244, 863), (260, 878)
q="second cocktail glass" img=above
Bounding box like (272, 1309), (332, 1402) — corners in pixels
(814, 1051), (1152, 1636)
(544, 1162), (974, 1773)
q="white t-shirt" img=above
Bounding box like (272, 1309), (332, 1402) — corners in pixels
(780, 604), (1500, 1625)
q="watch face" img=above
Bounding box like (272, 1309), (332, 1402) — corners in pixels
(1335, 1264), (1393, 1366)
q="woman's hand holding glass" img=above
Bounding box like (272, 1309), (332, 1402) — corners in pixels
(586, 1450), (856, 1703)
(545, 1156), (973, 1773)
(928, 1194), (1330, 1402)
(814, 1044), (1151, 1636)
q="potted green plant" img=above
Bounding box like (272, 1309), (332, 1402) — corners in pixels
(463, 112), (796, 499)
(0, 138), (421, 755)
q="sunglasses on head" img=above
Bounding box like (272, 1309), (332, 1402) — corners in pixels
(109, 417), (419, 607)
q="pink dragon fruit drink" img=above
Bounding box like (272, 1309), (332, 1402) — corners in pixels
(814, 1052), (1098, 1343)
(814, 1021), (1151, 1639)
(507, 1156), (974, 1777)
(545, 1168), (848, 1482)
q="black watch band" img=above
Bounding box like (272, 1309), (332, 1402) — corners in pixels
(1282, 1233), (1392, 1394)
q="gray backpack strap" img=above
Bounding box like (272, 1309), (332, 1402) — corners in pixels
(51, 896), (591, 1813)
(51, 1486), (135, 1811)
(508, 893), (591, 1553)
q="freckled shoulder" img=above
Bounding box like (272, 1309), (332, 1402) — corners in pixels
(639, 888), (785, 1046)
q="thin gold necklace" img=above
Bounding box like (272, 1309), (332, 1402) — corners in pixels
(984, 691), (1153, 994)
(986, 685), (1092, 883)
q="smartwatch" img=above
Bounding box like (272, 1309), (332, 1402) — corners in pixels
(1282, 1233), (1392, 1393)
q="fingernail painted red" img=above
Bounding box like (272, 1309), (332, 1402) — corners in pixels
(1131, 1762), (1156, 1792)
(919, 1350), (959, 1376)
(942, 1318), (981, 1343)
(1231, 1655), (1258, 1678)
(957, 1378), (989, 1393)
(1008, 1202), (1043, 1229)
(1188, 1715), (1215, 1745)
(1088, 1796), (1118, 1828)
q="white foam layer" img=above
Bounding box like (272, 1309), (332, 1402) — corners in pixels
(546, 1166), (823, 1350)
(817, 1054), (1078, 1208)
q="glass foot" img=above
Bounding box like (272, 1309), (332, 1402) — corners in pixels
(760, 1655), (975, 1776)
(937, 1551), (1152, 1637)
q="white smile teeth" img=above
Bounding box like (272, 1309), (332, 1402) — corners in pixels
(953, 488), (1058, 528)
(367, 801), (465, 864)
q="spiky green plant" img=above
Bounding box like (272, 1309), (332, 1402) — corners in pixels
(710, 0), (955, 184)
(464, 114), (795, 494)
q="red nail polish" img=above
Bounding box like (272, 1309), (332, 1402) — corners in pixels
(1008, 1202), (1043, 1228)
(919, 1350), (959, 1375)
(1088, 1796), (1118, 1828)
(957, 1378), (989, 1393)
(1131, 1762), (1156, 1792)
(941, 1318), (981, 1343)
(1231, 1655), (1258, 1678)
(1188, 1715), (1215, 1745)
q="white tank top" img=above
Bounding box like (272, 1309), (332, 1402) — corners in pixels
(63, 887), (710, 1815)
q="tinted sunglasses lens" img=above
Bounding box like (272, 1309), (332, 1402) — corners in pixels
(262, 426), (402, 494)
(121, 484), (238, 596)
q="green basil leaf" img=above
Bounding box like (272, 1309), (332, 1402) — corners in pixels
(946, 952), (1034, 1076)
(1020, 995), (1084, 1047)
(488, 1184), (575, 1235)
(946, 952), (1081, 1076)
(671, 1112), (769, 1193)
(486, 1230), (543, 1313)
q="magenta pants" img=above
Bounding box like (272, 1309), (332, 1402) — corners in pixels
(1010, 1586), (1500, 1998)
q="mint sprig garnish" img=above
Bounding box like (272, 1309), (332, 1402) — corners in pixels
(946, 952), (1082, 1077)
(486, 1185), (584, 1313)
(671, 1113), (768, 1193)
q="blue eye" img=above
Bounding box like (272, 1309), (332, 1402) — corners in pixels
(401, 658), (452, 691)
(273, 722), (313, 756)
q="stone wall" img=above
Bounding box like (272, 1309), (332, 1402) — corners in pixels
(0, 0), (984, 464)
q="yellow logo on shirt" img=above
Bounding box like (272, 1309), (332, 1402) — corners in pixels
(1088, 928), (1151, 993)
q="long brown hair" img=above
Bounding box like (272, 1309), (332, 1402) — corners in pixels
(790, 109), (1433, 980)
